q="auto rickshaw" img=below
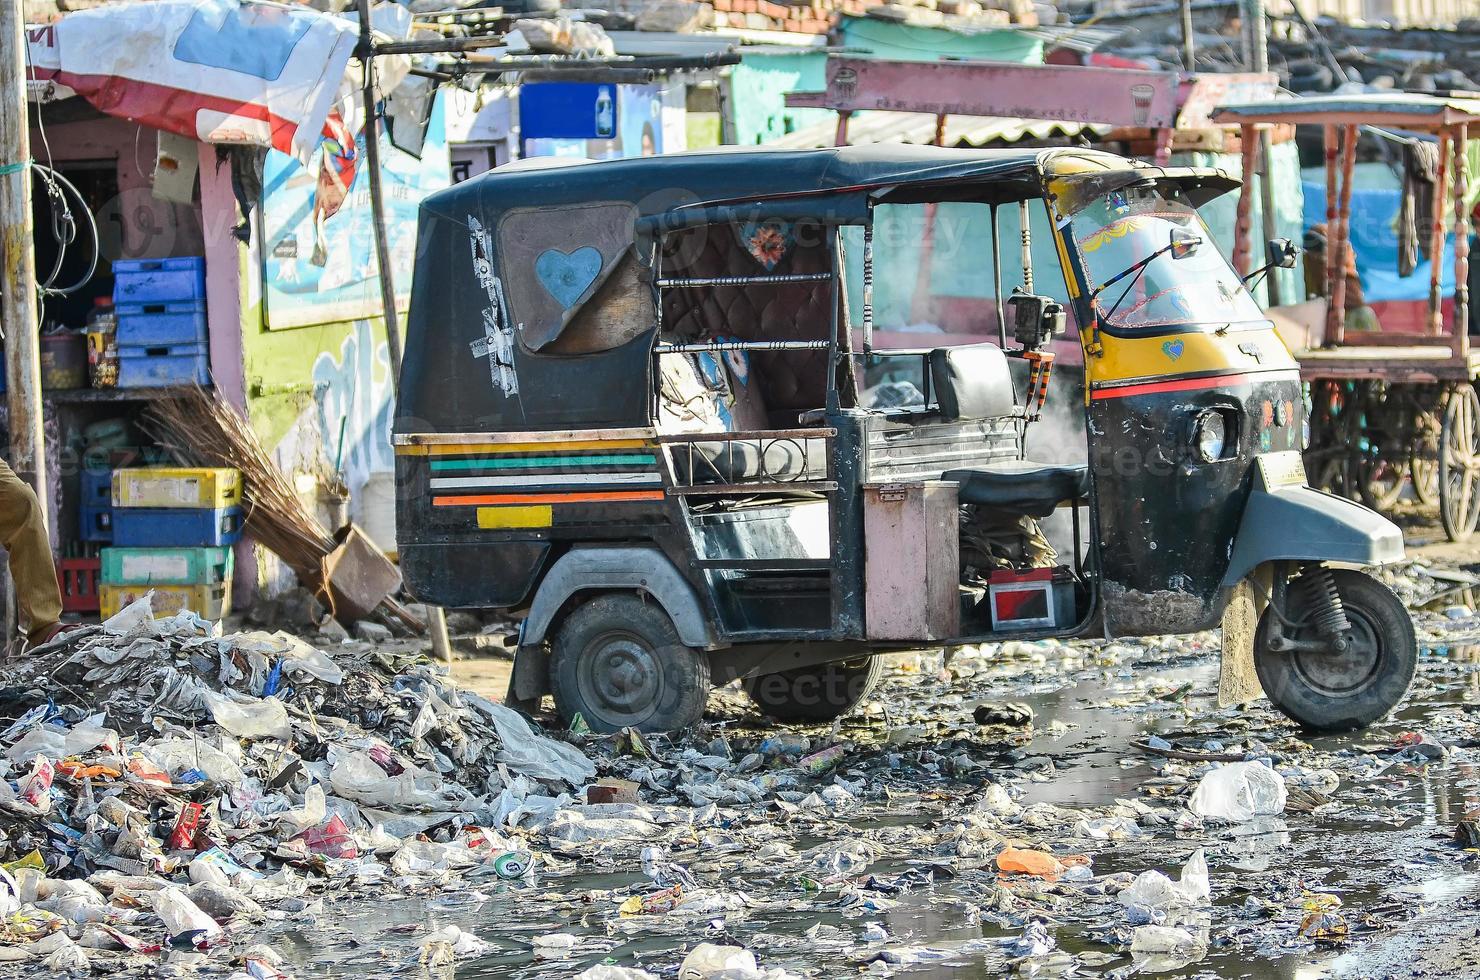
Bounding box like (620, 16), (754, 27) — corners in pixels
(393, 144), (1415, 734)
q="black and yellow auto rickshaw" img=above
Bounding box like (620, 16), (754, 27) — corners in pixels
(393, 144), (1414, 734)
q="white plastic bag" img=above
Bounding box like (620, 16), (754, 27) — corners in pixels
(1119, 848), (1210, 914)
(1189, 762), (1287, 821)
(679, 944), (758, 979)
(204, 691), (291, 741)
(483, 703), (595, 785)
(152, 885), (223, 943)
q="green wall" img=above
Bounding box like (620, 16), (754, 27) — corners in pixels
(730, 52), (831, 146)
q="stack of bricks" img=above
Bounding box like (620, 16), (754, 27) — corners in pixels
(709, 0), (886, 34)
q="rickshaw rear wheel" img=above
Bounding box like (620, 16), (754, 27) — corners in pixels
(744, 656), (884, 724)
(1254, 569), (1416, 733)
(549, 594), (710, 734)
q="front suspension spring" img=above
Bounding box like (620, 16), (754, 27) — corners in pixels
(1302, 566), (1351, 639)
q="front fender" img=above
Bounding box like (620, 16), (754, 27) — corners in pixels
(1222, 483), (1404, 587)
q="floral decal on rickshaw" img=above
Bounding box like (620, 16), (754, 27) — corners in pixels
(736, 221), (796, 270)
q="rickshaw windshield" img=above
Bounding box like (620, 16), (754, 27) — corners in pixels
(1069, 181), (1265, 331)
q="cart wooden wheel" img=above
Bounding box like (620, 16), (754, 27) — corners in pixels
(1409, 447), (1439, 506)
(1439, 384), (1480, 541)
(1359, 457), (1405, 512)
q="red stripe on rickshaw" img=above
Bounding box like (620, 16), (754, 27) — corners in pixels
(1091, 370), (1297, 400)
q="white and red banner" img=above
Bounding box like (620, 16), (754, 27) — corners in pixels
(26, 0), (360, 164)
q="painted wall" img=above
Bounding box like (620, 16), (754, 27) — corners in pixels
(241, 97), (450, 570)
(729, 51), (830, 146)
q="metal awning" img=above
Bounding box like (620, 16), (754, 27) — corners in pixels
(766, 110), (1106, 150)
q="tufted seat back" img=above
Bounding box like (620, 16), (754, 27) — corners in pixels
(661, 223), (832, 427)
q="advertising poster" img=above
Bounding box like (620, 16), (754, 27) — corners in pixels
(262, 92), (449, 330)
(522, 83), (668, 160)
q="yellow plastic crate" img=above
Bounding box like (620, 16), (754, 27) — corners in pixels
(112, 467), (242, 509)
(100, 581), (230, 621)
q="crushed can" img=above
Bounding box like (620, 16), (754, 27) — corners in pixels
(491, 850), (533, 880)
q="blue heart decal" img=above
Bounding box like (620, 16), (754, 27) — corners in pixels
(535, 246), (602, 309)
(1162, 339), (1184, 361)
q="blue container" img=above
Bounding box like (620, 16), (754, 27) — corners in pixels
(113, 257), (206, 305)
(116, 302), (207, 346)
(117, 343), (209, 388)
(79, 501), (112, 543)
(111, 505), (244, 547)
(81, 468), (112, 506)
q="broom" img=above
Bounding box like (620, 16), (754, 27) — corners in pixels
(146, 387), (424, 630)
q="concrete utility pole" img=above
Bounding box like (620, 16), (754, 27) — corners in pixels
(1243, 0), (1283, 306)
(1179, 0), (1195, 71)
(0, 0), (48, 514)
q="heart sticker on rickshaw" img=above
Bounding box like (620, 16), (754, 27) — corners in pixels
(1162, 339), (1184, 361)
(535, 246), (603, 309)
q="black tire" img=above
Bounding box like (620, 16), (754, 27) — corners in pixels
(744, 656), (884, 723)
(549, 594), (709, 734)
(1254, 569), (1416, 733)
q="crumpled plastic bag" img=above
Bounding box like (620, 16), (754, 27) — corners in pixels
(575, 968), (659, 980)
(329, 750), (447, 810)
(679, 943), (759, 978)
(141, 737), (245, 785)
(203, 691), (290, 741)
(1118, 848), (1210, 916)
(482, 703), (595, 786)
(6, 720), (116, 763)
(152, 885), (223, 944)
(1188, 761), (1287, 822)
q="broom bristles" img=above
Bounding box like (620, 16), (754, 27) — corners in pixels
(147, 387), (338, 585)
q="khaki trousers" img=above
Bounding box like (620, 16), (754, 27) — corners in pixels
(0, 458), (61, 642)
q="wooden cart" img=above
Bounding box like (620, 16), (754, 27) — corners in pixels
(1213, 94), (1480, 540)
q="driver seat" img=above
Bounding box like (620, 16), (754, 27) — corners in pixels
(926, 345), (1088, 517)
(941, 461), (1089, 518)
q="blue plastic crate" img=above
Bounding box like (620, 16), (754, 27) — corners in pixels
(111, 505), (243, 547)
(116, 302), (207, 346)
(116, 343), (209, 388)
(113, 257), (206, 305)
(81, 468), (112, 506)
(79, 500), (112, 543)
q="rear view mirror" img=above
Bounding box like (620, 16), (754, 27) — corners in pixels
(1170, 228), (1203, 259)
(1266, 237), (1299, 269)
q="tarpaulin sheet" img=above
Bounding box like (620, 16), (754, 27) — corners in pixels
(25, 0), (359, 164)
(1302, 161), (1462, 305)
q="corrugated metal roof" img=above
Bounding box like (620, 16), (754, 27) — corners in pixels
(766, 109), (1107, 150)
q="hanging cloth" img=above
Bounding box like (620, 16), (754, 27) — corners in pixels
(1398, 140), (1440, 278)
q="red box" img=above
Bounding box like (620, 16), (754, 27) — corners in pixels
(987, 567), (1056, 630)
(57, 557), (101, 614)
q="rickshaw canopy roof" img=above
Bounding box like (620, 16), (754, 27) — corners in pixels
(421, 144), (1224, 223)
(1212, 92), (1480, 129)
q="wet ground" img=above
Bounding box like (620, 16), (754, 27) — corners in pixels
(231, 545), (1480, 980)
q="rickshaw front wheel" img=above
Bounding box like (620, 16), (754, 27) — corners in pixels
(744, 655), (884, 724)
(549, 594), (710, 734)
(1253, 569), (1416, 733)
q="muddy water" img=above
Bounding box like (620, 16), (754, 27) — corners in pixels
(264, 611), (1480, 979)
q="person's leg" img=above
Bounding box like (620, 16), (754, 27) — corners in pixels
(0, 458), (61, 643)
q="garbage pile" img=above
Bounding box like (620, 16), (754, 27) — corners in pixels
(0, 595), (594, 973)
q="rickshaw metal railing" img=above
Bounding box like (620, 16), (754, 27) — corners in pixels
(656, 272), (834, 288)
(657, 428), (837, 497)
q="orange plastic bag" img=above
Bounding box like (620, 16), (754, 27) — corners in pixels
(996, 847), (1066, 879)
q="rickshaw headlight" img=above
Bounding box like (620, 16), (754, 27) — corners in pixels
(1194, 411), (1226, 462)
